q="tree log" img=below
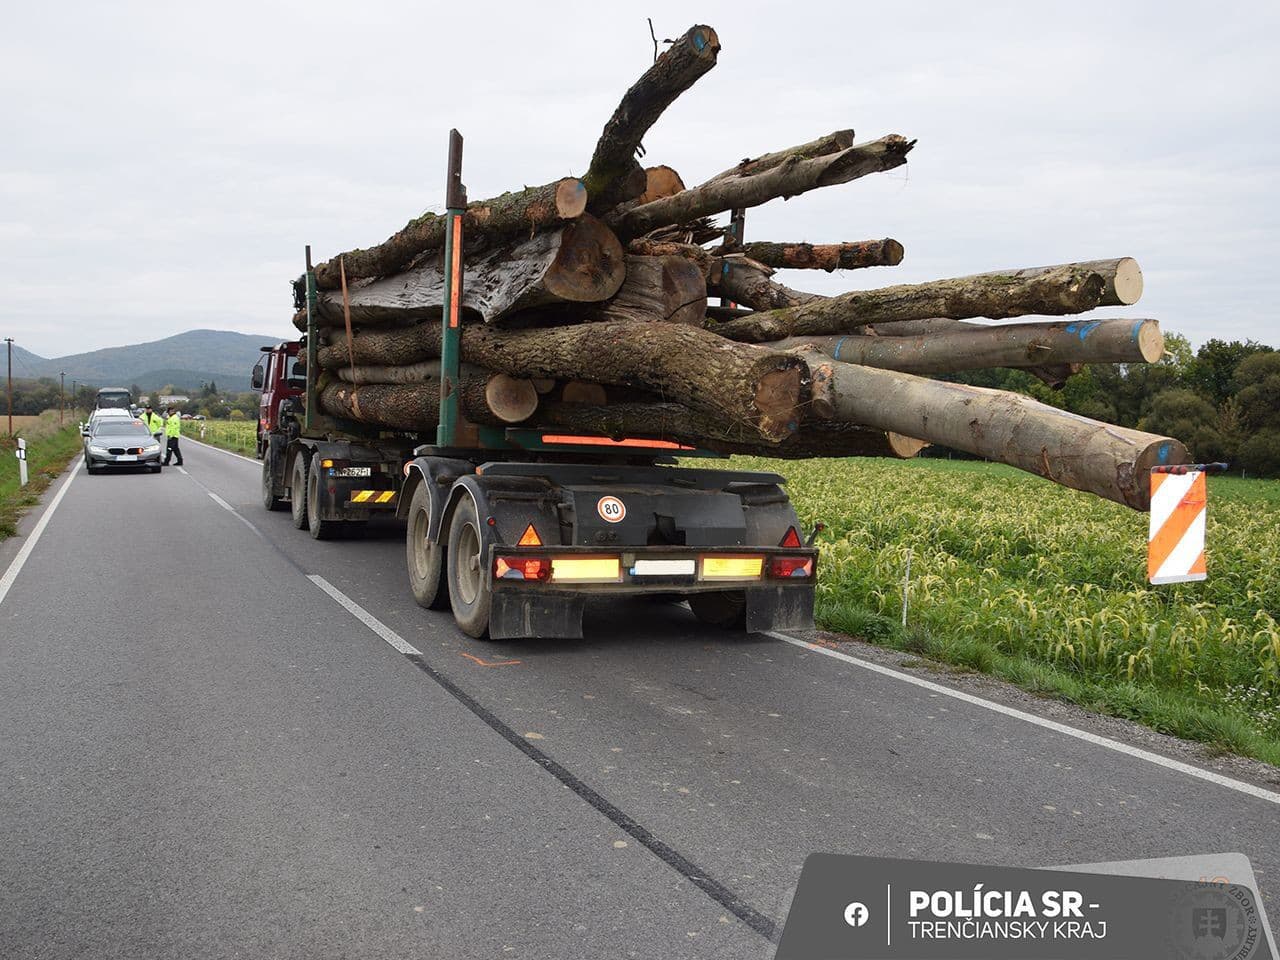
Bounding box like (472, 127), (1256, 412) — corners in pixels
(609, 135), (914, 239)
(699, 130), (855, 185)
(814, 361), (1186, 509)
(320, 320), (808, 441)
(320, 373), (538, 429)
(986, 257), (1142, 307)
(311, 179), (588, 290)
(561, 381), (608, 405)
(578, 254), (706, 326)
(710, 263), (1109, 343)
(709, 256), (823, 310)
(301, 215), (625, 329)
(533, 400), (925, 459)
(737, 239), (904, 271)
(638, 166), (686, 203)
(583, 24), (720, 210)
(772, 318), (1165, 374)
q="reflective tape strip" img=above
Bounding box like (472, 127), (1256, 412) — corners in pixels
(1148, 470), (1207, 584)
(348, 490), (395, 505)
(376, 490), (395, 503)
(351, 490), (373, 503)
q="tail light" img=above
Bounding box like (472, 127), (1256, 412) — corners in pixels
(769, 556), (814, 579)
(495, 556), (550, 581)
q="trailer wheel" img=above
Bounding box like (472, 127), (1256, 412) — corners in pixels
(262, 445), (285, 511)
(447, 496), (491, 638)
(290, 455), (309, 530)
(306, 453), (338, 540)
(406, 483), (448, 609)
(689, 591), (747, 629)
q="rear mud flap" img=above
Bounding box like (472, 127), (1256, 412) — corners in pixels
(745, 585), (815, 633)
(490, 593), (585, 640)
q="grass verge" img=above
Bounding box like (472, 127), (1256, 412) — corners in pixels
(1, 422), (85, 540)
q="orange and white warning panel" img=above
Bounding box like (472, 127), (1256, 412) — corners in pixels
(1147, 466), (1213, 584)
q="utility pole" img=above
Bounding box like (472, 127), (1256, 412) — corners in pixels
(60, 371), (66, 424)
(4, 337), (12, 437)
(71, 380), (78, 414)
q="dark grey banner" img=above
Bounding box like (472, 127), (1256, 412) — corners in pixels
(774, 853), (1273, 960)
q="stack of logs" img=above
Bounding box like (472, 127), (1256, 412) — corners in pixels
(298, 24), (1185, 510)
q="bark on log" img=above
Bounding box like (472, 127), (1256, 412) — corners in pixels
(561, 381), (608, 405)
(815, 361), (1186, 509)
(772, 318), (1165, 374)
(710, 256), (823, 310)
(984, 258), (1142, 307)
(710, 263), (1108, 342)
(320, 374), (538, 429)
(699, 130), (855, 185)
(533, 400), (925, 459)
(638, 166), (686, 203)
(609, 135), (914, 239)
(320, 320), (808, 441)
(737, 239), (904, 271)
(583, 24), (720, 210)
(579, 254), (706, 326)
(311, 178), (588, 290)
(301, 215), (625, 329)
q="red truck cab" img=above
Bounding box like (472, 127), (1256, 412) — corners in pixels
(252, 342), (305, 458)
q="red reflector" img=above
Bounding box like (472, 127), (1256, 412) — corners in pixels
(769, 556), (813, 579)
(495, 556), (550, 581)
(518, 524), (542, 546)
(780, 526), (803, 548)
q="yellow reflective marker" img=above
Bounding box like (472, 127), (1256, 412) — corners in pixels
(701, 556), (764, 580)
(550, 557), (621, 582)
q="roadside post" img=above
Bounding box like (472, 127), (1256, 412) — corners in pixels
(15, 437), (28, 487)
(1147, 463), (1228, 584)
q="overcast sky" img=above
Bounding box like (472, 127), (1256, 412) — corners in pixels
(3, 0), (1277, 359)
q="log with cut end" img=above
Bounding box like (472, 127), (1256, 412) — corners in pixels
(533, 400), (925, 459)
(300, 215), (625, 329)
(583, 24), (720, 210)
(814, 361), (1186, 509)
(985, 258), (1142, 308)
(638, 166), (686, 203)
(320, 374), (539, 429)
(773, 318), (1165, 374)
(311, 178), (588, 290)
(609, 135), (914, 239)
(576, 254), (707, 326)
(737, 239), (904, 271)
(710, 262), (1110, 342)
(710, 256), (823, 310)
(699, 129), (855, 185)
(320, 320), (808, 441)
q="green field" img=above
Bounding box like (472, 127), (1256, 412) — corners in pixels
(191, 417), (1280, 762)
(186, 418), (257, 457)
(735, 455), (1280, 764)
(1, 415), (85, 540)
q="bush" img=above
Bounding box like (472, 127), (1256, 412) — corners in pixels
(1239, 429), (1280, 478)
(228, 409), (246, 421)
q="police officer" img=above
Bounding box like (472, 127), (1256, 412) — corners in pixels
(162, 407), (184, 466)
(144, 405), (164, 450)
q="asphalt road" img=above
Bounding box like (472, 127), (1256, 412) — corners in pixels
(2, 441), (1277, 959)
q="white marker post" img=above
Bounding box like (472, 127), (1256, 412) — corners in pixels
(1147, 463), (1227, 584)
(15, 437), (28, 487)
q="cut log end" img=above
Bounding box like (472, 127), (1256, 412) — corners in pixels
(1129, 437), (1191, 510)
(485, 374), (540, 424)
(753, 366), (804, 440)
(882, 238), (905, 266)
(561, 381), (608, 405)
(1136, 319), (1164, 363)
(638, 165), (686, 203)
(542, 214), (627, 303)
(886, 433), (929, 459)
(1111, 257), (1143, 305)
(554, 179), (589, 220)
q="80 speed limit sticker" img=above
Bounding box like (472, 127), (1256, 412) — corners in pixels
(597, 496), (626, 523)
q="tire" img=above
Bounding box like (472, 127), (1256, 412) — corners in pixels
(262, 445), (285, 511)
(689, 590), (747, 629)
(290, 454), (309, 530)
(306, 453), (338, 540)
(150, 465), (162, 474)
(405, 482), (448, 609)
(446, 496), (491, 638)
(85, 463), (100, 475)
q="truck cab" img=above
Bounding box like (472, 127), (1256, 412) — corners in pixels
(252, 343), (305, 459)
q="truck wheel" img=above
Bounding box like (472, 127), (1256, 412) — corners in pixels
(689, 591), (747, 629)
(405, 483), (448, 609)
(447, 496), (491, 638)
(262, 448), (285, 511)
(307, 453), (338, 540)
(290, 455), (309, 530)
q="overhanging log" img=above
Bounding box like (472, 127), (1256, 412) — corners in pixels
(737, 239), (904, 271)
(699, 129), (855, 185)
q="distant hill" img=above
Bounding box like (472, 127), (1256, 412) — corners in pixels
(12, 329), (281, 392)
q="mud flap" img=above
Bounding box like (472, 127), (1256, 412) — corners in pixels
(490, 593), (585, 640)
(745, 585), (815, 633)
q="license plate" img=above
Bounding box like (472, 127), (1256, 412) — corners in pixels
(331, 466), (372, 477)
(632, 559), (696, 576)
(116, 454), (137, 462)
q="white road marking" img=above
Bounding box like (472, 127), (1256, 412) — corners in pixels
(766, 632), (1280, 806)
(184, 435), (260, 466)
(207, 492), (235, 512)
(308, 574), (423, 656)
(0, 457), (81, 608)
(177, 466), (189, 475)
